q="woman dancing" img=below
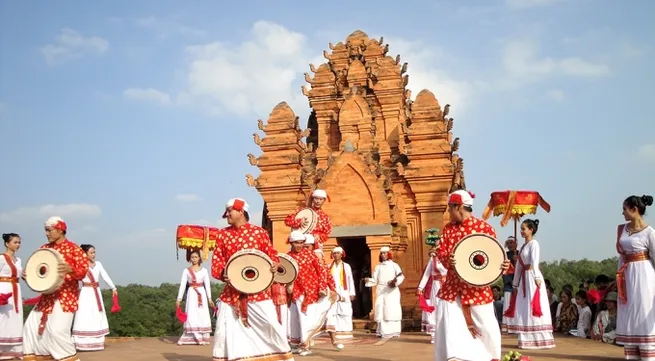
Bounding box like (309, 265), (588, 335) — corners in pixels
(175, 250), (213, 345)
(507, 219), (555, 349)
(615, 195), (655, 360)
(72, 244), (118, 352)
(0, 233), (23, 360)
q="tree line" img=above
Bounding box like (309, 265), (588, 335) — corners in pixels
(21, 258), (619, 337)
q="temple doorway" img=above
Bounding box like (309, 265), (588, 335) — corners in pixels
(337, 237), (372, 319)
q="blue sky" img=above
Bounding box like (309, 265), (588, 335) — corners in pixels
(1, 0), (654, 287)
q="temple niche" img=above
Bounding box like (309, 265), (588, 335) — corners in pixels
(245, 30), (466, 322)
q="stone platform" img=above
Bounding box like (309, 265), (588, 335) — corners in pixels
(90, 332), (624, 361)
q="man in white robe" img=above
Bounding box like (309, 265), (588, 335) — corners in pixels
(365, 246), (404, 339)
(329, 247), (357, 339)
(417, 247), (447, 344)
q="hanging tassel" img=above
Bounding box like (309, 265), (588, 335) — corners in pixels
(111, 294), (122, 313)
(176, 305), (188, 323)
(531, 287), (543, 317)
(0, 293), (11, 305)
(419, 294), (435, 313)
(504, 291), (517, 318)
(23, 295), (42, 306)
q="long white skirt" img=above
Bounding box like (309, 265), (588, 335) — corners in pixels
(178, 287), (212, 345)
(506, 274), (555, 350)
(502, 290), (514, 333)
(0, 285), (22, 360)
(332, 299), (354, 339)
(617, 259), (655, 360)
(288, 295), (334, 347)
(433, 297), (501, 361)
(374, 288), (402, 339)
(212, 299), (293, 361)
(72, 286), (110, 351)
(23, 300), (78, 361)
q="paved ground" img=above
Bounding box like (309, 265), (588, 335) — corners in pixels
(88, 332), (625, 360)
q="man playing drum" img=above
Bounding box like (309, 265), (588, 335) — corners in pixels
(433, 190), (510, 361)
(285, 189), (332, 249)
(22, 216), (89, 361)
(287, 232), (341, 356)
(211, 198), (293, 361)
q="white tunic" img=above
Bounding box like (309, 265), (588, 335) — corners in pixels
(176, 267), (212, 345)
(417, 257), (447, 337)
(508, 240), (555, 349)
(329, 261), (356, 338)
(615, 225), (655, 349)
(72, 260), (116, 351)
(0, 255), (22, 360)
(366, 260), (404, 338)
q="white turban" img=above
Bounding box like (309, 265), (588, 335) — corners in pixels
(288, 230), (306, 243)
(332, 246), (344, 254)
(448, 190), (475, 207)
(312, 189), (327, 199)
(380, 246), (390, 253)
(304, 234), (315, 245)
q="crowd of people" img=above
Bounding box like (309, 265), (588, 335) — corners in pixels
(0, 192), (653, 361)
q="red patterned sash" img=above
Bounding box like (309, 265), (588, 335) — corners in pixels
(187, 267), (203, 306)
(85, 266), (103, 312)
(1, 254), (19, 313)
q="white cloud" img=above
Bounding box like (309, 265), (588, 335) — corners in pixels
(386, 37), (471, 112)
(499, 40), (609, 88)
(123, 88), (172, 106)
(41, 28), (109, 65)
(506, 0), (566, 8)
(175, 193), (202, 202)
(546, 89), (565, 102)
(0, 203), (101, 225)
(179, 21), (312, 119)
(638, 144), (655, 160)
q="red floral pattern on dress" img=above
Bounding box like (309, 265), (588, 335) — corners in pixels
(284, 207), (332, 248)
(211, 223), (280, 307)
(436, 217), (497, 306)
(35, 239), (88, 314)
(288, 249), (327, 313)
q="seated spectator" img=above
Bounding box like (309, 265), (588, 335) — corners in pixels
(591, 292), (618, 344)
(546, 286), (559, 326)
(555, 289), (578, 333)
(573, 290), (593, 339)
(491, 285), (504, 325)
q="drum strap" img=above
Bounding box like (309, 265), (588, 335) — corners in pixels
(86, 268), (103, 312)
(1, 254), (19, 313)
(238, 294), (250, 327)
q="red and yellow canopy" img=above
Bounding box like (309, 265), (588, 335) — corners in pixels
(481, 190), (551, 227)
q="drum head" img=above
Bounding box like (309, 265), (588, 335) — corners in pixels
(24, 249), (63, 294)
(293, 208), (318, 234)
(275, 254), (298, 284)
(226, 251), (274, 294)
(452, 234), (506, 287)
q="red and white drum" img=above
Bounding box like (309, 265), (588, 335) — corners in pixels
(225, 249), (274, 294)
(452, 234), (506, 287)
(275, 253), (298, 285)
(293, 208), (318, 234)
(24, 248), (65, 294)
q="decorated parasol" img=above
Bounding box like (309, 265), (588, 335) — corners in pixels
(176, 225), (220, 261)
(481, 190), (551, 240)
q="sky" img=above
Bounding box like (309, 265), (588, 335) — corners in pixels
(1, 0), (654, 288)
